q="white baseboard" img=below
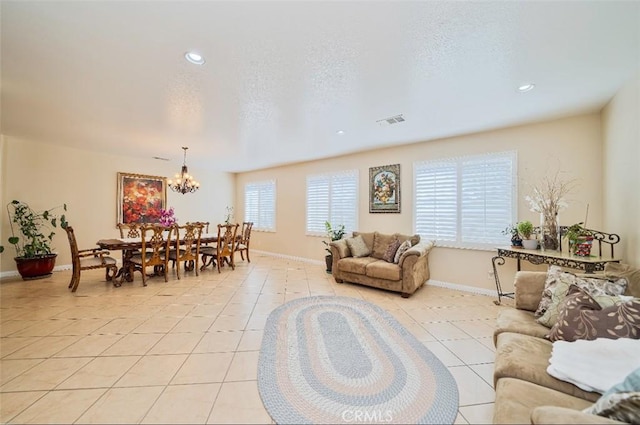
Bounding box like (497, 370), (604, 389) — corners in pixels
(252, 250), (324, 266)
(426, 279), (496, 297)
(0, 263), (73, 280)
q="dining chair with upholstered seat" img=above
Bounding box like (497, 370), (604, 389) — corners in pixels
(168, 222), (204, 279)
(64, 225), (118, 292)
(129, 224), (174, 286)
(117, 222), (141, 238)
(236, 221), (253, 263)
(201, 223), (239, 273)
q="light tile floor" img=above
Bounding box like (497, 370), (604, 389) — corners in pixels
(0, 254), (512, 424)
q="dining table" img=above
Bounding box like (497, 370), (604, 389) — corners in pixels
(96, 233), (219, 285)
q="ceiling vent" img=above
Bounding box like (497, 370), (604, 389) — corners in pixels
(376, 114), (405, 126)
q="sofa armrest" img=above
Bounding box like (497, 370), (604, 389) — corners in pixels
(399, 240), (435, 294)
(514, 271), (547, 312)
(531, 406), (623, 424)
(398, 240), (434, 267)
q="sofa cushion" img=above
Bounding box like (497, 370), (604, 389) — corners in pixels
(372, 232), (398, 259)
(394, 240), (412, 264)
(365, 260), (401, 281)
(337, 257), (378, 274)
(332, 239), (351, 258)
(494, 332), (600, 401)
(605, 262), (640, 298)
(547, 285), (640, 342)
(345, 235), (371, 258)
(381, 239), (401, 263)
(494, 308), (550, 346)
(493, 378), (593, 425)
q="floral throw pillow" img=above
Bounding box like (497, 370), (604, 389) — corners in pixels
(537, 272), (628, 328)
(535, 265), (564, 317)
(382, 239), (401, 263)
(546, 284), (640, 342)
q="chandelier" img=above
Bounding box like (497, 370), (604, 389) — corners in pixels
(168, 147), (200, 194)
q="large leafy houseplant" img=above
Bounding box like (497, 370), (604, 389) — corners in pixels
(5, 200), (68, 279)
(323, 221), (345, 272)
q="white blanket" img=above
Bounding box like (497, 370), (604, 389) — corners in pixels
(547, 338), (640, 394)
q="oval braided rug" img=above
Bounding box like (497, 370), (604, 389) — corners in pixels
(258, 296), (459, 424)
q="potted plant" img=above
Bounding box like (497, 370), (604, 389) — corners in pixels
(5, 200), (67, 280)
(517, 220), (538, 250)
(502, 223), (523, 248)
(565, 222), (593, 256)
(323, 221), (345, 273)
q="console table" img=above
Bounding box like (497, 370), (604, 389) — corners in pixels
(491, 228), (621, 305)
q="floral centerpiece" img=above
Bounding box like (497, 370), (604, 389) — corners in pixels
(159, 207), (177, 226)
(525, 171), (575, 250)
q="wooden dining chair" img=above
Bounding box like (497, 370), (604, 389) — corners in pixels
(168, 222), (204, 279)
(64, 225), (118, 292)
(201, 223), (239, 273)
(236, 221), (253, 263)
(129, 224), (174, 286)
(117, 223), (141, 238)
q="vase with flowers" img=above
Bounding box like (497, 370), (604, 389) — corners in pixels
(159, 207), (177, 227)
(525, 171), (575, 251)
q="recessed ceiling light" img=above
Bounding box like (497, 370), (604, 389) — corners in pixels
(336, 130), (345, 135)
(518, 83), (535, 92)
(185, 51), (205, 65)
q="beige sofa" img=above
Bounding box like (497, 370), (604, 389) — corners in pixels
(329, 231), (434, 297)
(492, 270), (638, 424)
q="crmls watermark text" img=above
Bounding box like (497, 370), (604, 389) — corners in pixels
(341, 409), (393, 423)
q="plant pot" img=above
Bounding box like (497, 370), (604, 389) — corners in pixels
(572, 236), (594, 257)
(510, 237), (523, 248)
(325, 254), (333, 273)
(14, 254), (57, 280)
(521, 239), (538, 250)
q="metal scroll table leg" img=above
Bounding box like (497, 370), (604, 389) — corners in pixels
(492, 256), (513, 305)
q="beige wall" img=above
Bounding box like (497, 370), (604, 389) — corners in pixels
(1, 137), (234, 274)
(236, 113), (604, 292)
(602, 72), (640, 267)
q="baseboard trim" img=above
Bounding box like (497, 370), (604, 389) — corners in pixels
(0, 263), (73, 280)
(252, 250), (324, 266)
(426, 279), (496, 297)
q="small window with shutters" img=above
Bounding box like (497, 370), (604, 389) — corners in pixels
(306, 170), (358, 236)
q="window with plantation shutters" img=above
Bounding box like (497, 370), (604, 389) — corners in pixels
(244, 180), (276, 232)
(414, 151), (516, 249)
(306, 170), (358, 235)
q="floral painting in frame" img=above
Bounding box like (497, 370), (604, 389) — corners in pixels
(369, 164), (400, 213)
(117, 172), (167, 224)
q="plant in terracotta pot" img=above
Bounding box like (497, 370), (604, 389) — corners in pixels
(5, 200), (68, 280)
(565, 222), (593, 256)
(322, 221), (345, 273)
(517, 220), (538, 250)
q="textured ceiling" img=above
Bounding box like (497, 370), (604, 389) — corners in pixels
(2, 1), (639, 172)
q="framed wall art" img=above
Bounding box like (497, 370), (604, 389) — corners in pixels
(369, 164), (400, 213)
(117, 172), (167, 224)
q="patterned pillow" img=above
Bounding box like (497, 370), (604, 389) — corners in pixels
(331, 239), (351, 258)
(535, 265), (564, 317)
(382, 239), (401, 263)
(605, 262), (640, 298)
(345, 235), (371, 258)
(583, 392), (640, 423)
(547, 285), (640, 342)
(393, 240), (412, 264)
(537, 269), (628, 328)
(536, 266), (628, 318)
